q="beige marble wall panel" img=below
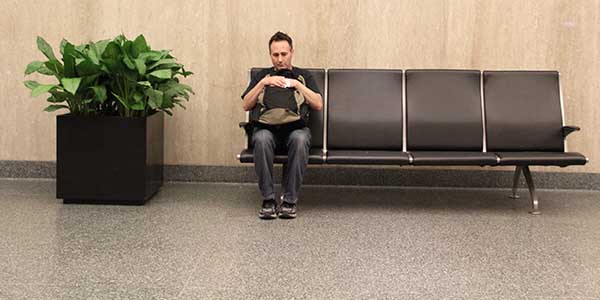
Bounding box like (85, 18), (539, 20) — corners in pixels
(1, 0), (599, 174)
(1, 0), (97, 161)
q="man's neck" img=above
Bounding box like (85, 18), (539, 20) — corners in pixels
(275, 66), (293, 71)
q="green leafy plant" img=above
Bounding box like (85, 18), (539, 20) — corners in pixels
(24, 34), (194, 117)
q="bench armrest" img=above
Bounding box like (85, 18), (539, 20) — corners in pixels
(562, 125), (580, 138)
(239, 121), (253, 137)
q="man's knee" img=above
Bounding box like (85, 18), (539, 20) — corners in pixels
(288, 129), (311, 149)
(253, 129), (275, 148)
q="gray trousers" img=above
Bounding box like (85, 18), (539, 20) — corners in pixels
(252, 126), (311, 204)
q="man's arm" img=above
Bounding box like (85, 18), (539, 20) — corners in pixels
(242, 76), (288, 111)
(291, 79), (323, 111)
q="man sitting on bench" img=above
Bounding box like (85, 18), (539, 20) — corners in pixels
(241, 31), (323, 219)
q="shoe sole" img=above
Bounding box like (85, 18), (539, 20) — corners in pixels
(278, 212), (297, 219)
(258, 212), (277, 220)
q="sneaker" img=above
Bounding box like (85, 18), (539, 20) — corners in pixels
(258, 199), (277, 219)
(278, 202), (297, 219)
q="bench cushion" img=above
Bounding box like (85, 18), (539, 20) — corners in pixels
(326, 150), (410, 165)
(327, 69), (404, 150)
(484, 71), (564, 152)
(406, 70), (483, 151)
(239, 149), (325, 164)
(410, 151), (498, 166)
(495, 152), (587, 166)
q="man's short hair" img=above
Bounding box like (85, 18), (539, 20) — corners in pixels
(269, 31), (293, 50)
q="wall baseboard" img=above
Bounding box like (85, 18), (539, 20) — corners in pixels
(1, 160), (598, 190)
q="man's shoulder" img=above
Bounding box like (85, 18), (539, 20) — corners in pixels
(292, 66), (315, 78)
(255, 67), (275, 77)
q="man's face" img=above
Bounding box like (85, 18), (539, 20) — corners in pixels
(269, 40), (293, 70)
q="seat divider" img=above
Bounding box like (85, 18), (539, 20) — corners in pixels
(480, 70), (487, 153)
(402, 70), (407, 153)
(323, 69), (329, 160)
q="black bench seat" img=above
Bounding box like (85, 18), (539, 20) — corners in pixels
(238, 68), (588, 214)
(326, 150), (410, 165)
(409, 151), (499, 166)
(495, 152), (587, 166)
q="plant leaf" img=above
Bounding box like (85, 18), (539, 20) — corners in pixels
(120, 41), (136, 70)
(24, 80), (41, 90)
(176, 70), (194, 77)
(90, 86), (107, 104)
(25, 61), (45, 75)
(46, 95), (58, 103)
(153, 63), (182, 71)
(146, 88), (163, 109)
(112, 92), (130, 109)
(159, 50), (172, 59)
(114, 34), (126, 44)
(134, 58), (146, 76)
(44, 60), (64, 78)
(149, 58), (177, 70)
(132, 35), (149, 58)
(59, 39), (68, 55)
(162, 96), (173, 108)
(87, 46), (100, 65)
(94, 39), (110, 56)
(102, 42), (120, 59)
(133, 91), (143, 103)
(149, 69), (172, 79)
(43, 104), (69, 112)
(74, 44), (87, 54)
(46, 90), (69, 103)
(62, 42), (77, 77)
(122, 56), (135, 70)
(102, 58), (125, 73)
(60, 77), (82, 95)
(76, 59), (102, 76)
(31, 84), (57, 97)
(181, 67), (193, 77)
(37, 66), (55, 76)
(180, 83), (194, 94)
(131, 102), (145, 110)
(174, 101), (186, 109)
(138, 51), (162, 62)
(49, 90), (70, 102)
(37, 36), (57, 60)
(79, 74), (99, 90)
(137, 81), (152, 87)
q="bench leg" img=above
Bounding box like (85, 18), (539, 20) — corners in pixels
(508, 166), (522, 199)
(522, 166), (541, 215)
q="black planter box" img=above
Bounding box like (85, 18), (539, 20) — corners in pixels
(56, 113), (164, 205)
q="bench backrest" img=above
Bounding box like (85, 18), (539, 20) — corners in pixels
(249, 68), (325, 149)
(484, 71), (564, 152)
(406, 70), (483, 151)
(327, 69), (404, 150)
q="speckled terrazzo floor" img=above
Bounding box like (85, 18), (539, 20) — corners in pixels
(1, 179), (599, 299)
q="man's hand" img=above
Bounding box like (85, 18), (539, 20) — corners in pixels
(288, 79), (300, 88)
(262, 76), (287, 88)
(291, 78), (323, 111)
